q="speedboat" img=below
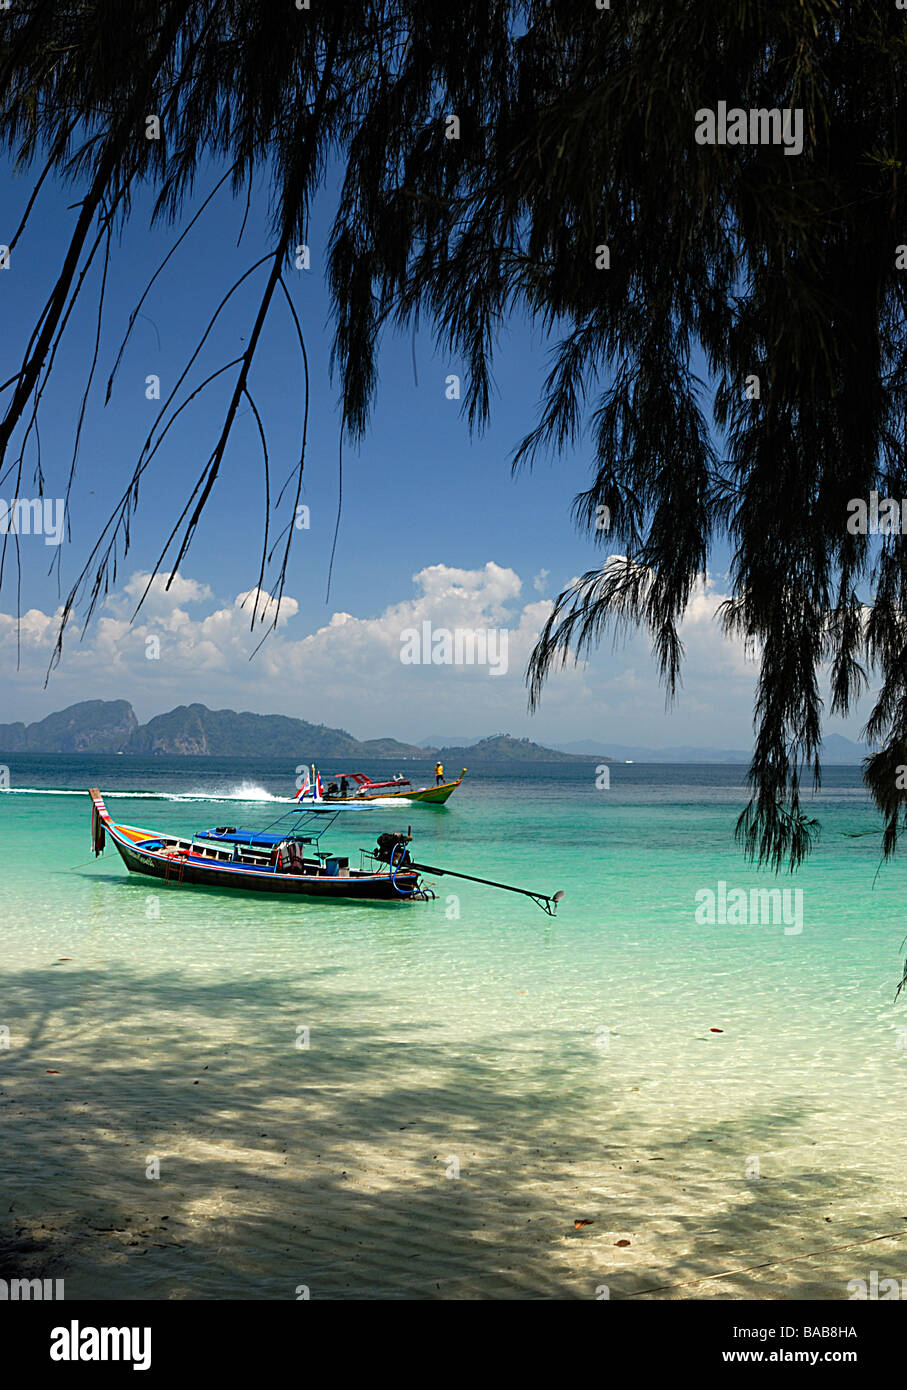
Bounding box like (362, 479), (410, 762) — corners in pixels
(320, 769), (466, 804)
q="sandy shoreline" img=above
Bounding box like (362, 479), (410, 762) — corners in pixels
(4, 955), (906, 1300)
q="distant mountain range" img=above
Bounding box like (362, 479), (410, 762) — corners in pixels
(0, 701), (600, 762)
(0, 699), (871, 764)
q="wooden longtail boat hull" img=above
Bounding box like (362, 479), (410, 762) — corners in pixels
(89, 789), (421, 902)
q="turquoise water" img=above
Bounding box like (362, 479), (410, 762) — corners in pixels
(2, 756), (907, 1299)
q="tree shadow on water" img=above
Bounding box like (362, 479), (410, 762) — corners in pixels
(1, 962), (894, 1299)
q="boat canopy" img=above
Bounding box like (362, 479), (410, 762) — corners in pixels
(330, 772), (411, 788)
(195, 829), (288, 846)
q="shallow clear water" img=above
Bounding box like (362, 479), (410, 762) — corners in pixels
(2, 756), (906, 1299)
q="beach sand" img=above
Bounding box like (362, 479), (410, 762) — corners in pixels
(4, 949), (906, 1301)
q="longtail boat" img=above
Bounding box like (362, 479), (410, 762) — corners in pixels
(88, 788), (429, 901)
(87, 787), (564, 913)
(317, 769), (467, 804)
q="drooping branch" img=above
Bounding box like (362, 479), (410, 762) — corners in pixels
(0, 0), (195, 469)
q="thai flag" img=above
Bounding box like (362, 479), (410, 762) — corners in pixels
(315, 772), (324, 800)
(295, 770), (311, 801)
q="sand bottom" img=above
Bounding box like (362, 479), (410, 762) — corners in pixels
(4, 954), (906, 1301)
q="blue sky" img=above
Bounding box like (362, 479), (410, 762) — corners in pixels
(0, 158), (871, 748)
(1, 165), (593, 618)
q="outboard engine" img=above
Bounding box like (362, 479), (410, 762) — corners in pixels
(374, 831), (412, 865)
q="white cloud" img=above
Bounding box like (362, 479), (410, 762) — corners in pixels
(0, 606), (57, 648)
(119, 571), (213, 608)
(0, 562), (800, 747)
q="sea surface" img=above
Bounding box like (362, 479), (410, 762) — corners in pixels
(2, 755), (906, 1299)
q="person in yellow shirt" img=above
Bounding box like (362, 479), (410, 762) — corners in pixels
(434, 761), (444, 786)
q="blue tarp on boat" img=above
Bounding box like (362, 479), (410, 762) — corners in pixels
(195, 829), (286, 846)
